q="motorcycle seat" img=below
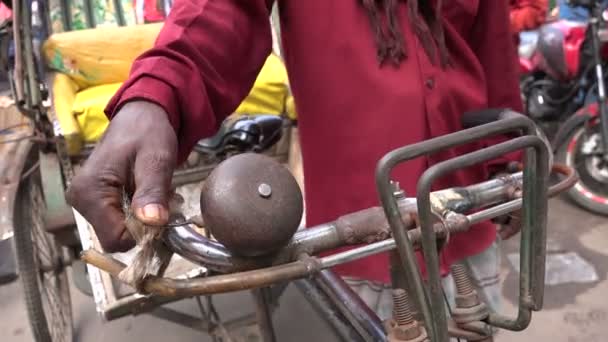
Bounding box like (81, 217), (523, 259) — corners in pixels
(195, 115), (284, 155)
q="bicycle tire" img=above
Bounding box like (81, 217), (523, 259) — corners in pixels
(13, 167), (73, 342)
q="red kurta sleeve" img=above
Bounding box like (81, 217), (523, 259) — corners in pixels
(470, 0), (525, 174)
(105, 0), (274, 162)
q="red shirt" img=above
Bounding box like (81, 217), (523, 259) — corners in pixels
(106, 0), (522, 283)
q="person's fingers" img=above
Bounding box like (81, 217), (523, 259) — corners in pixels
(131, 147), (176, 226)
(66, 160), (135, 252)
(66, 100), (176, 250)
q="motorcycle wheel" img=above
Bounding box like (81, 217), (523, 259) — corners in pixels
(556, 120), (608, 216)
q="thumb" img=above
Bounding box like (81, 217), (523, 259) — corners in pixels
(131, 149), (176, 226)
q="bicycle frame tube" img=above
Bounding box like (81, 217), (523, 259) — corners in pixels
(314, 270), (387, 341)
(294, 277), (371, 342)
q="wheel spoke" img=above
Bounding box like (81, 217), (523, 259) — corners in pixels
(34, 241), (54, 266)
(42, 275), (67, 340)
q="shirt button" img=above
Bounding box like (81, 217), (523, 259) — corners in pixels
(425, 77), (435, 89)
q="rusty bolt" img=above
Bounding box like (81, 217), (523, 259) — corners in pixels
(455, 291), (482, 309)
(390, 321), (429, 342)
(393, 289), (414, 326)
(451, 263), (482, 309)
(451, 263), (474, 295)
(450, 263), (489, 323)
(388, 289), (429, 341)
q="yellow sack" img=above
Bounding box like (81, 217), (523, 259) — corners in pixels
(72, 83), (120, 143)
(235, 54), (297, 120)
(42, 24), (162, 89)
(50, 51), (297, 151)
(51, 74), (82, 155)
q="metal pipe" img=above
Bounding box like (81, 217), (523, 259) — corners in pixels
(467, 200), (520, 225)
(142, 257), (324, 297)
(252, 288), (277, 342)
(112, 0), (126, 26)
(82, 0), (95, 28)
(294, 278), (366, 342)
(468, 164), (576, 225)
(286, 223), (341, 257)
(487, 309), (532, 332)
(315, 270), (387, 341)
(60, 0), (72, 31)
(12, 0), (24, 101)
(21, 0), (40, 107)
(162, 224), (268, 273)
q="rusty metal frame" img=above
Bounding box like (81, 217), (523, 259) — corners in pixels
(416, 136), (548, 340)
(374, 111), (547, 341)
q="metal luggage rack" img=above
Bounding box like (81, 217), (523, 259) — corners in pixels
(80, 110), (578, 342)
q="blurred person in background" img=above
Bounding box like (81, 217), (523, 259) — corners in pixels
(556, 0), (608, 21)
(510, 0), (549, 41)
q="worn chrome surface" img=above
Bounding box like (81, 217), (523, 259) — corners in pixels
(162, 164), (576, 277)
(201, 153), (303, 257)
(162, 224), (270, 273)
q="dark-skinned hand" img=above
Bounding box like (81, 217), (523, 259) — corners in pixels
(66, 101), (177, 252)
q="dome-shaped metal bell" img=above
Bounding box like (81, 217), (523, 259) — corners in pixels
(200, 153), (303, 257)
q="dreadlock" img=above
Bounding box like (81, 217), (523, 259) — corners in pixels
(359, 0), (450, 67)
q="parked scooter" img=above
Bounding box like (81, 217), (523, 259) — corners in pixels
(520, 0), (608, 215)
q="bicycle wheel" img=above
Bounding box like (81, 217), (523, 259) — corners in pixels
(13, 166), (73, 342)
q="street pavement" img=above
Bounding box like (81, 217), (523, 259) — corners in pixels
(1, 197), (607, 342)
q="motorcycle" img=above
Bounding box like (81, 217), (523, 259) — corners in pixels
(520, 0), (608, 215)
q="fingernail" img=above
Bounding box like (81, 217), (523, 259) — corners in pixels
(142, 204), (165, 221)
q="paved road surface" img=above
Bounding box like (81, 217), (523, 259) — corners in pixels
(1, 197), (607, 342)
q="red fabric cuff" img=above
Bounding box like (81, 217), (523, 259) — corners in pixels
(105, 76), (181, 134)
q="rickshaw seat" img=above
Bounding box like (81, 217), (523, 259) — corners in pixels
(42, 24), (297, 156)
